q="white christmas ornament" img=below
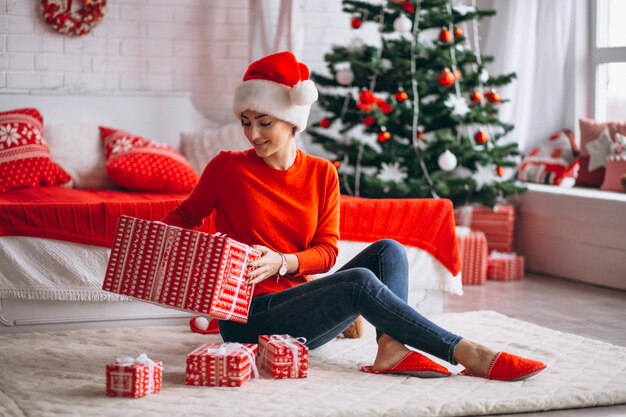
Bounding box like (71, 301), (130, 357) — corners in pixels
(380, 58), (392, 71)
(192, 316), (209, 331)
(393, 14), (412, 33)
(347, 37), (366, 52)
(377, 161), (408, 183)
(585, 127), (613, 171)
(438, 150), (458, 171)
(444, 94), (470, 117)
(336, 69), (354, 85)
(479, 68), (489, 83)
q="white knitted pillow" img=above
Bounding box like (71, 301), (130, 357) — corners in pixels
(179, 123), (250, 174)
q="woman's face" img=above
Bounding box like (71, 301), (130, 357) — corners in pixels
(240, 110), (295, 159)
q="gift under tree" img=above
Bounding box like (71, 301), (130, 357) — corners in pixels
(308, 0), (525, 207)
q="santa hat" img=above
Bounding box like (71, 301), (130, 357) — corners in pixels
(233, 51), (318, 133)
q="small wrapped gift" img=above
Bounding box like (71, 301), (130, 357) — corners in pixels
(103, 216), (262, 323)
(487, 251), (525, 281)
(455, 204), (516, 252)
(258, 334), (308, 379)
(106, 354), (162, 398)
(186, 342), (259, 387)
(456, 227), (488, 285)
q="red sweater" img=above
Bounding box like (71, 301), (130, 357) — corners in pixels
(161, 149), (340, 297)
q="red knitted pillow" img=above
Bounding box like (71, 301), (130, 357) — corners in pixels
(517, 129), (579, 186)
(0, 108), (71, 192)
(100, 126), (198, 193)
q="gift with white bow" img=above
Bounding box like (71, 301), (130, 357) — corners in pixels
(103, 216), (262, 323)
(258, 334), (309, 379)
(105, 353), (163, 398)
(487, 251), (525, 281)
(186, 342), (259, 387)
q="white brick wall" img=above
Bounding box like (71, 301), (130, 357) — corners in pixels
(0, 0), (371, 123)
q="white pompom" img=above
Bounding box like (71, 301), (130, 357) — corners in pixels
(336, 69), (354, 85)
(290, 80), (318, 106)
(438, 150), (458, 171)
(193, 316), (209, 331)
(393, 14), (412, 33)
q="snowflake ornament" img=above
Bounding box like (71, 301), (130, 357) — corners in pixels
(377, 161), (408, 183)
(444, 94), (470, 117)
(473, 163), (500, 190)
(452, 5), (476, 15)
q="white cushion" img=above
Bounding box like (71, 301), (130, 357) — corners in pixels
(179, 123), (250, 174)
(45, 124), (116, 189)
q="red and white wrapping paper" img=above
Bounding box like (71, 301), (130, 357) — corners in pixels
(456, 227), (488, 285)
(102, 216), (262, 323)
(487, 251), (525, 281)
(186, 342), (259, 387)
(455, 204), (516, 252)
(106, 353), (162, 398)
(258, 334), (308, 379)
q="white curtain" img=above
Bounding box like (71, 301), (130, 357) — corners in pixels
(479, 0), (576, 152)
(248, 0), (303, 62)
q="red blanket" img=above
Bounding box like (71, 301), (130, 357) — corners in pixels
(0, 187), (460, 275)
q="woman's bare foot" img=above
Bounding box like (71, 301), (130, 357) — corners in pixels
(371, 334), (412, 371)
(453, 339), (497, 376)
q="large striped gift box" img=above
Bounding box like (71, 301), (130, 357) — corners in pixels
(186, 342), (258, 387)
(457, 227), (488, 285)
(102, 215), (261, 323)
(455, 204), (516, 252)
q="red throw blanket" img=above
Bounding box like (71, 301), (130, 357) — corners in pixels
(0, 187), (460, 275)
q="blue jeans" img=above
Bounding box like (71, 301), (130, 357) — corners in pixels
(219, 239), (463, 364)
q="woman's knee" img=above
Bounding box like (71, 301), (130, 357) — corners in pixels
(374, 239), (407, 261)
(344, 267), (380, 288)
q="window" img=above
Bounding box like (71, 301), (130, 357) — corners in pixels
(591, 0), (626, 120)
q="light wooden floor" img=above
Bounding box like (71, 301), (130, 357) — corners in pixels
(443, 272), (626, 417)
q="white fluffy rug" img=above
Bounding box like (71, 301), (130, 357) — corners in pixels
(1, 311), (625, 417)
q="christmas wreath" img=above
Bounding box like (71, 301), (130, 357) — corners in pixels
(41, 0), (107, 36)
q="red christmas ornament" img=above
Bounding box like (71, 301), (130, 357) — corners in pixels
(485, 89), (501, 103)
(351, 17), (362, 29)
(395, 89), (409, 102)
(454, 26), (464, 38)
(332, 160), (341, 169)
(378, 130), (391, 143)
(416, 131), (425, 140)
(470, 90), (483, 105)
(438, 27), (453, 43)
(41, 0), (107, 37)
(400, 1), (415, 13)
(320, 118), (331, 128)
(496, 166), (505, 177)
(356, 89), (393, 114)
(363, 116), (376, 126)
(438, 68), (455, 88)
(474, 130), (488, 144)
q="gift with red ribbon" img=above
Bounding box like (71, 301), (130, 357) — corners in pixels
(106, 353), (162, 398)
(258, 334), (309, 379)
(487, 251), (525, 281)
(102, 216), (262, 323)
(186, 342), (259, 387)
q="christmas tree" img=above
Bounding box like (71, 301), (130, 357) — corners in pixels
(308, 0), (526, 207)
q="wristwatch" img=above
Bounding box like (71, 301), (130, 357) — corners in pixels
(278, 252), (288, 276)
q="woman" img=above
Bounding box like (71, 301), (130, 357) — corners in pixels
(162, 51), (546, 381)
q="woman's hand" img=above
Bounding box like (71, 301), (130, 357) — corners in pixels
(246, 245), (282, 285)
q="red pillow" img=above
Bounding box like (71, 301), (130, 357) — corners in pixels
(0, 108), (71, 192)
(100, 126), (198, 193)
(576, 118), (626, 187)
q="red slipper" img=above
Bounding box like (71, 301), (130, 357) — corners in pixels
(189, 317), (220, 334)
(361, 351), (451, 378)
(459, 352), (547, 381)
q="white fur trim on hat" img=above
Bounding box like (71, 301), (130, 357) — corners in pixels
(233, 79), (318, 133)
